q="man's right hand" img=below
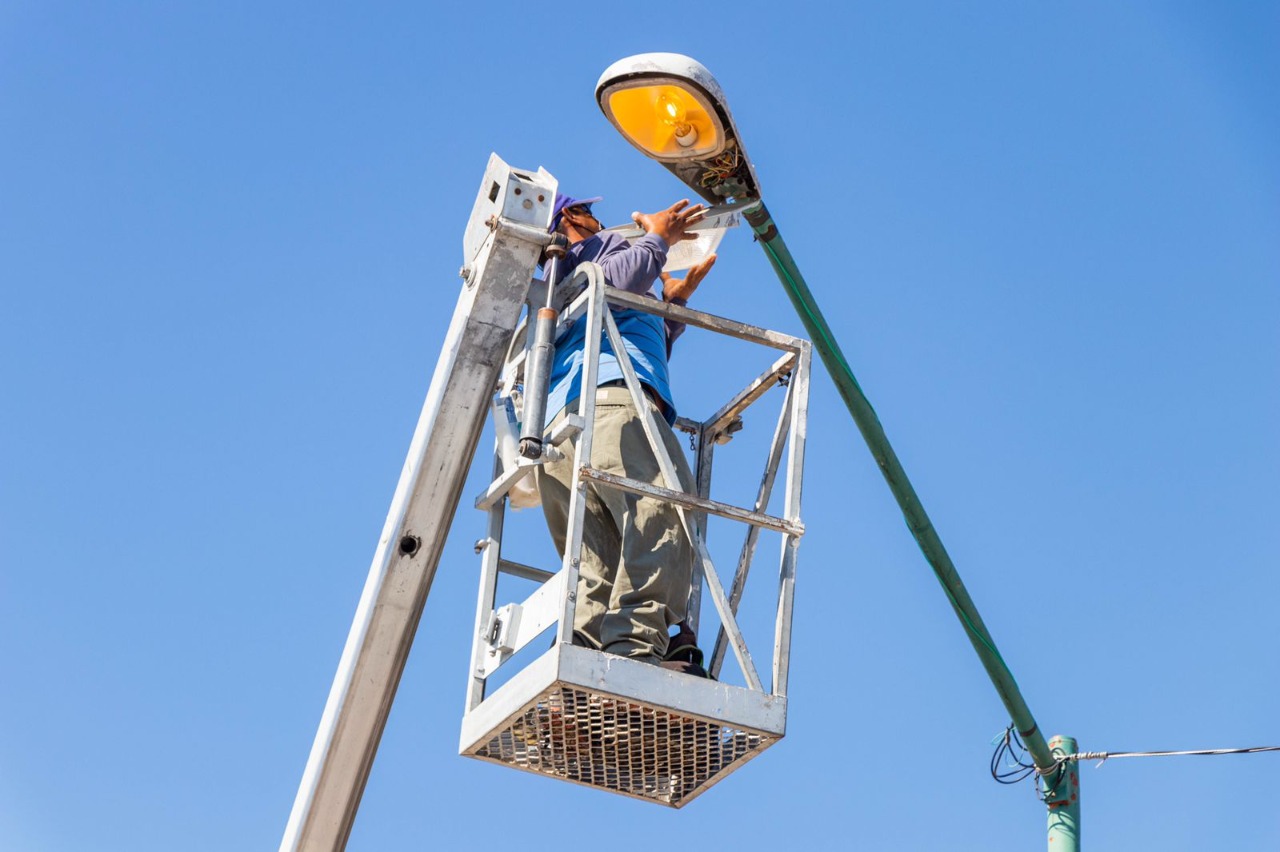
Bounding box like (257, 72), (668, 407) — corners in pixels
(632, 199), (705, 246)
(661, 254), (717, 304)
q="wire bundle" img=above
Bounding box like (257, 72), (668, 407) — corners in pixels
(990, 725), (1039, 785)
(699, 146), (743, 189)
(990, 722), (1280, 797)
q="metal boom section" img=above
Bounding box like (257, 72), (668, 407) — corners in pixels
(280, 157), (554, 852)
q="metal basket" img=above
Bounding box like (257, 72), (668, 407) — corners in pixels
(461, 645), (784, 807)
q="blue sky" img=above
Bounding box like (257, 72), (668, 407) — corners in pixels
(2, 3), (1277, 850)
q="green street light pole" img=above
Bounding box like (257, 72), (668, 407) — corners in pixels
(742, 200), (1056, 767)
(597, 53), (1078, 851)
(748, 206), (1080, 851)
(1047, 736), (1082, 851)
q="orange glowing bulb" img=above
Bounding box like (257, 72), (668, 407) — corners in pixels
(656, 92), (697, 147)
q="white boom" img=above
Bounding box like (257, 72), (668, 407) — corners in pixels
(280, 155), (555, 852)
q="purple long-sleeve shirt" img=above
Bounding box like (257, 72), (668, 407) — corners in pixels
(545, 230), (687, 423)
(558, 230), (687, 346)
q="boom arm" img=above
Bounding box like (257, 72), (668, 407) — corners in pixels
(280, 156), (555, 852)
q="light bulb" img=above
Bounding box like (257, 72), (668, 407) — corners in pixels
(658, 92), (685, 123)
(656, 91), (698, 148)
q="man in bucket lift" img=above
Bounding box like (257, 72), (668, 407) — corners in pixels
(536, 192), (716, 678)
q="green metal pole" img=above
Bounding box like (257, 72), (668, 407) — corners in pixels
(1046, 735), (1081, 851)
(744, 202), (1057, 773)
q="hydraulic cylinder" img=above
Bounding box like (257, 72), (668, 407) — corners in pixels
(519, 306), (559, 458)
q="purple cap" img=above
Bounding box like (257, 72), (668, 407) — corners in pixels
(550, 193), (603, 232)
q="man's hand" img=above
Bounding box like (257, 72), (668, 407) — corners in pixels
(661, 254), (717, 304)
(632, 199), (705, 246)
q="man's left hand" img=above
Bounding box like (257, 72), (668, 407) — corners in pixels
(661, 254), (717, 304)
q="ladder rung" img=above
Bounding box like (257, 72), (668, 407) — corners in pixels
(498, 559), (556, 583)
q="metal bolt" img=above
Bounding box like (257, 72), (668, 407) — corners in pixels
(474, 539), (487, 554)
(458, 266), (470, 280)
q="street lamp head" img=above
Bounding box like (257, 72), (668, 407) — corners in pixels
(596, 53), (759, 203)
(596, 54), (727, 161)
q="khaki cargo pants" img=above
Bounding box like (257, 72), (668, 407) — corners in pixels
(536, 386), (696, 665)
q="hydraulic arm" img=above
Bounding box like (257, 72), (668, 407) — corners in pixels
(280, 156), (555, 852)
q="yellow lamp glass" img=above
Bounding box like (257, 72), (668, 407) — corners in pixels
(604, 82), (724, 161)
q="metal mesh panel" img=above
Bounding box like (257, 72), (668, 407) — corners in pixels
(470, 684), (774, 807)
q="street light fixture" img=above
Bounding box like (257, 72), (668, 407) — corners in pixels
(597, 52), (1079, 852)
(596, 53), (759, 203)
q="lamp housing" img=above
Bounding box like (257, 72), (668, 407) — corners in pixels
(596, 53), (760, 203)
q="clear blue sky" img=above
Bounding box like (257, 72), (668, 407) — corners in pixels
(3, 3), (1277, 850)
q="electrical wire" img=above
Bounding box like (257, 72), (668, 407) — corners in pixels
(990, 725), (1039, 785)
(1064, 746), (1280, 766)
(990, 725), (1072, 802)
(992, 724), (1280, 793)
(992, 722), (1280, 799)
(699, 146), (743, 188)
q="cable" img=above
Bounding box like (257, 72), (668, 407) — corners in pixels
(992, 724), (1280, 793)
(699, 146), (743, 188)
(1065, 746), (1280, 766)
(990, 725), (1038, 785)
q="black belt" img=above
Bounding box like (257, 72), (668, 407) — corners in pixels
(599, 379), (665, 413)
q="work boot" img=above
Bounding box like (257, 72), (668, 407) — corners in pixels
(660, 658), (710, 678)
(662, 623), (709, 678)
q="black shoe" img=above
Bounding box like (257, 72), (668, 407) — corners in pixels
(662, 624), (709, 678)
(659, 659), (710, 678)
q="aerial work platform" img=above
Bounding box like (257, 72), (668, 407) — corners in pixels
(461, 259), (811, 806)
(282, 154), (810, 850)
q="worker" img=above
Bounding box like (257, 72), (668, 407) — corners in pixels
(535, 192), (716, 677)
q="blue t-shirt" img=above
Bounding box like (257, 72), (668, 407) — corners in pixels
(545, 307), (674, 424)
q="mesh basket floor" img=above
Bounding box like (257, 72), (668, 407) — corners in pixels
(470, 684), (775, 806)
